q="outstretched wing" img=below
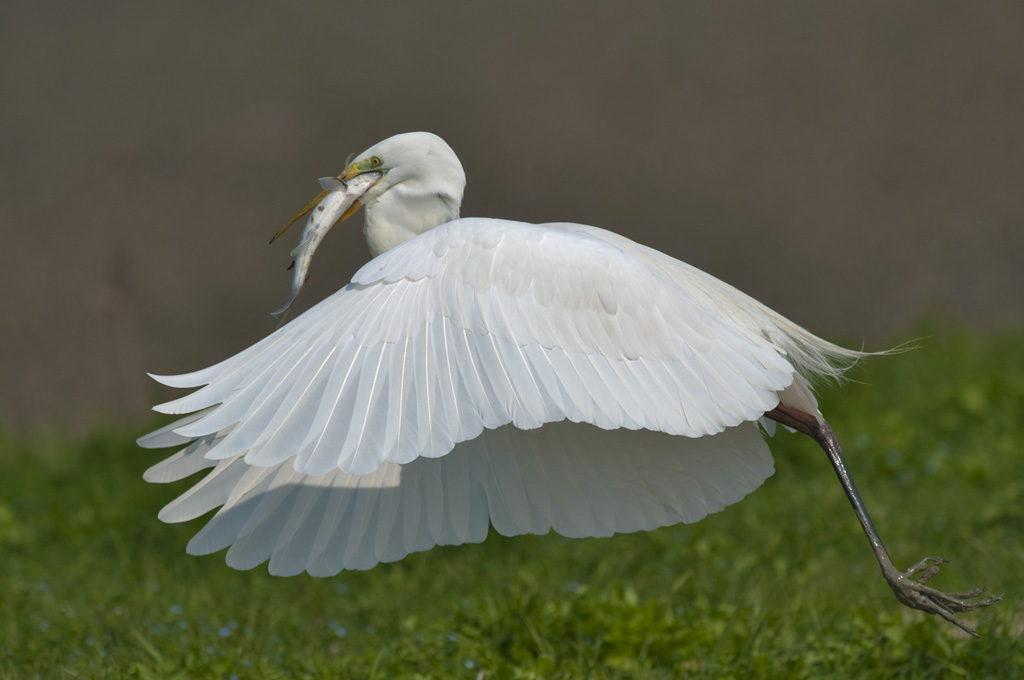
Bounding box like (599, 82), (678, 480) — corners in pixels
(141, 418), (773, 575)
(141, 217), (807, 574)
(147, 218), (796, 478)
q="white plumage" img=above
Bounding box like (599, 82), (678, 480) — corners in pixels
(140, 132), (863, 576)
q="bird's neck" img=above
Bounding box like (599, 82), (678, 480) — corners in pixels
(363, 186), (461, 257)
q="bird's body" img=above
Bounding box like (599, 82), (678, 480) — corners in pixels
(141, 132), (997, 633)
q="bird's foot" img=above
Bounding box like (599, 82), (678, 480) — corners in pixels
(885, 557), (1002, 636)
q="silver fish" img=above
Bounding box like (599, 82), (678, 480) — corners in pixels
(270, 171), (382, 326)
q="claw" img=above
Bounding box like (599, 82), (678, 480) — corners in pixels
(887, 557), (1002, 636)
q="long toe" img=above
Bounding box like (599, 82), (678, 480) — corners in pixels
(887, 559), (1002, 636)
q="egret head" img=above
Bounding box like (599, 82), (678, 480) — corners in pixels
(343, 132), (466, 256)
(273, 132), (466, 260)
(344, 132), (465, 206)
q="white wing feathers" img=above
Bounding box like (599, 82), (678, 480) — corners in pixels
(151, 219), (794, 475)
(146, 420), (772, 576)
(557, 223), (869, 383)
(143, 218), (810, 574)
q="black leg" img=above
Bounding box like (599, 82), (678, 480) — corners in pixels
(765, 403), (1001, 636)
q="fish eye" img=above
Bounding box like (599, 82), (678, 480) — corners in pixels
(370, 156), (382, 166)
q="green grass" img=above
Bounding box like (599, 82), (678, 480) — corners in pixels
(2, 326), (1023, 678)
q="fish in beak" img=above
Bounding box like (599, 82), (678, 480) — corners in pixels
(270, 170), (382, 326)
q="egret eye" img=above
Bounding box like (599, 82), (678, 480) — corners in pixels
(370, 156), (382, 166)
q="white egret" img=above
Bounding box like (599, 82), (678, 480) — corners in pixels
(140, 132), (998, 634)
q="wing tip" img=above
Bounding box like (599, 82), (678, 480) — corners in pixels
(148, 371), (211, 389)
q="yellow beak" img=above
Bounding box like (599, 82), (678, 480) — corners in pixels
(327, 199), (365, 234)
(269, 167), (369, 244)
(269, 188), (331, 244)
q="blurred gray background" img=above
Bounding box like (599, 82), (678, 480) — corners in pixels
(2, 2), (1022, 433)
